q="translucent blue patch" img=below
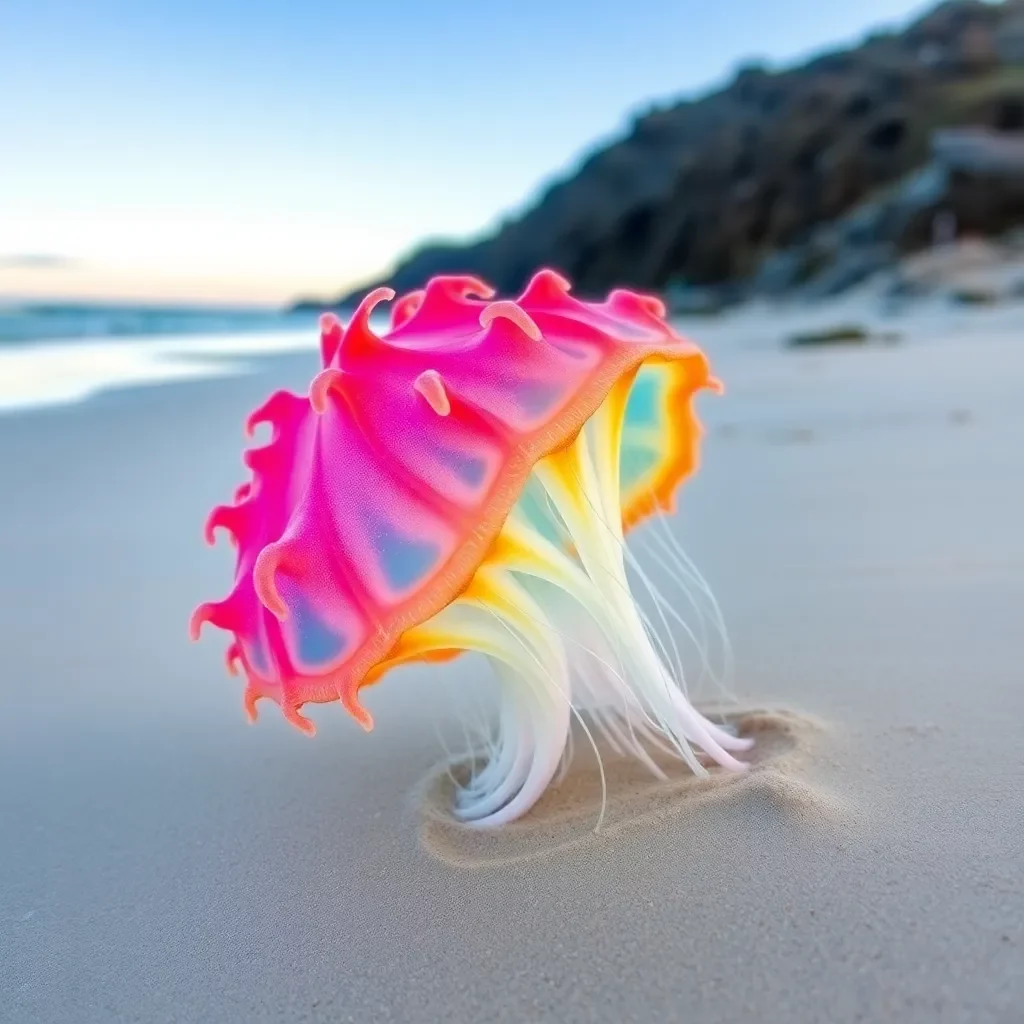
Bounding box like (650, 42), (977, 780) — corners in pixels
(369, 517), (441, 592)
(291, 593), (346, 666)
(515, 380), (562, 418)
(436, 446), (487, 488)
(620, 444), (660, 489)
(624, 369), (660, 429)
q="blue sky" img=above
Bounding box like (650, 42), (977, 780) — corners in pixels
(1, 0), (936, 305)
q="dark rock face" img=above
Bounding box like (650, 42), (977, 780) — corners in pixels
(336, 0), (1024, 307)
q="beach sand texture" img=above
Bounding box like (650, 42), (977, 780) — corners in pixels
(1, 312), (1022, 1022)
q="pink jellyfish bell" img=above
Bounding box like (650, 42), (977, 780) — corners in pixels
(191, 269), (753, 827)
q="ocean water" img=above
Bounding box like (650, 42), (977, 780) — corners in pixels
(0, 331), (311, 414)
(0, 302), (317, 347)
(0, 303), (389, 415)
(0, 303), (322, 415)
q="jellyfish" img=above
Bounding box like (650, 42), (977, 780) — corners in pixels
(190, 269), (753, 827)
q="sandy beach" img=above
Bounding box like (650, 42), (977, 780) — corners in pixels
(1, 303), (1022, 1022)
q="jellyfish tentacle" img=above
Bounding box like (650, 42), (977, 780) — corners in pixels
(479, 543), (666, 781)
(225, 641), (242, 676)
(319, 313), (344, 366)
(571, 661), (671, 780)
(646, 510), (738, 700)
(553, 723), (576, 787)
(454, 570), (574, 824)
(484, 552), (648, 751)
(245, 388), (302, 439)
(479, 300), (542, 341)
(487, 454), (743, 771)
(458, 661), (573, 828)
(385, 573), (573, 827)
(531, 426), (749, 775)
(517, 268), (573, 306)
(309, 367), (347, 414)
(496, 513), (671, 754)
(390, 289), (426, 330)
(454, 668), (539, 822)
(412, 369), (452, 416)
(204, 501), (250, 547)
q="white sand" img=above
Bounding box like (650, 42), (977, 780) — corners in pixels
(1, 304), (1021, 1022)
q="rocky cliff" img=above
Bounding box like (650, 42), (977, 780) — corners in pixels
(328, 0), (1024, 308)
